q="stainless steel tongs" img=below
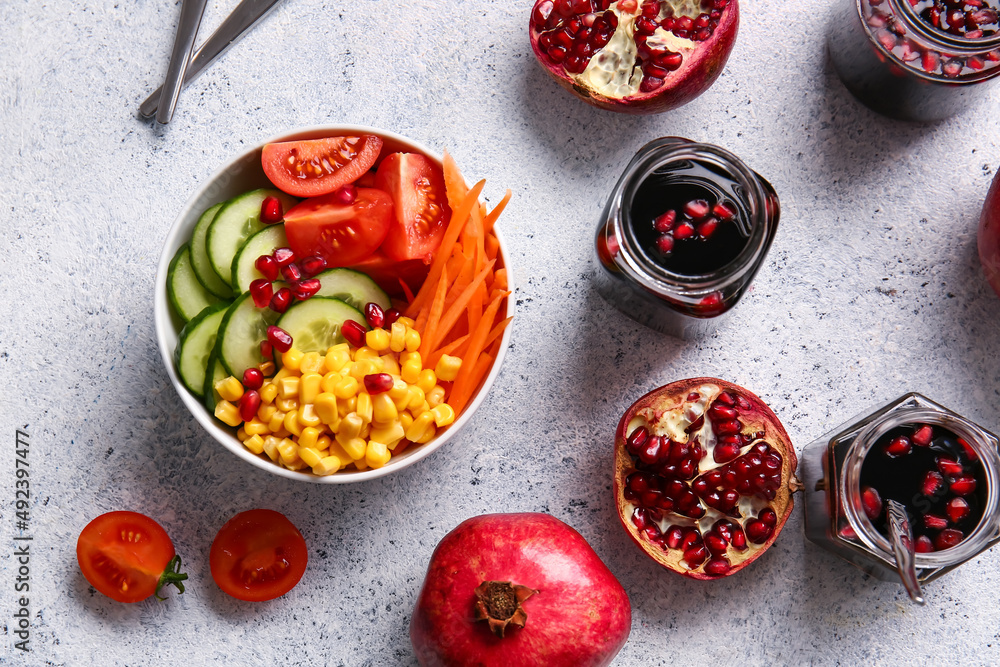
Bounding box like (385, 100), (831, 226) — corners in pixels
(142, 0), (283, 123)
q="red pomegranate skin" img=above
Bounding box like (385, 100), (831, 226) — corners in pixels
(978, 171), (1000, 298)
(410, 513), (631, 667)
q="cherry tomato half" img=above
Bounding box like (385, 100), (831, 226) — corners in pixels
(375, 152), (451, 262)
(209, 509), (307, 602)
(76, 511), (187, 603)
(262, 135), (383, 198)
(284, 187), (394, 267)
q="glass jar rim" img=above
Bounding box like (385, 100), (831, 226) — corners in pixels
(840, 405), (1000, 568)
(885, 0), (1000, 53)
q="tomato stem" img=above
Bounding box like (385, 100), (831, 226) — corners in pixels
(155, 555), (189, 601)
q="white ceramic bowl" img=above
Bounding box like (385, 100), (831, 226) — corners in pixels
(154, 125), (514, 483)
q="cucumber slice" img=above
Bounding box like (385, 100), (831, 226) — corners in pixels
(206, 189), (297, 288)
(190, 203), (234, 299)
(276, 297), (365, 355)
(174, 303), (230, 397)
(215, 292), (281, 378)
(203, 350), (229, 413)
(313, 268), (391, 312)
(167, 244), (222, 322)
(232, 224), (288, 293)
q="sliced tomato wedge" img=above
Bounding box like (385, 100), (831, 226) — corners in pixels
(262, 135), (383, 197)
(375, 152), (451, 262)
(347, 250), (431, 297)
(283, 187), (394, 267)
(210, 509), (308, 602)
(77, 511), (188, 603)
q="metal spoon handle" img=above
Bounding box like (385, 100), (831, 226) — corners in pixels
(140, 0), (283, 118)
(156, 0), (209, 124)
(886, 499), (925, 605)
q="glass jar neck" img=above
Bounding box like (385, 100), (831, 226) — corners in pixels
(612, 138), (774, 298)
(886, 0), (1000, 53)
(841, 407), (1000, 568)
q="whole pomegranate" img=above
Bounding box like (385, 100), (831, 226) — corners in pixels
(529, 0), (739, 114)
(410, 513), (631, 667)
(614, 378), (798, 579)
(977, 170), (1000, 298)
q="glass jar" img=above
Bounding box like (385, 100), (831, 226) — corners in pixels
(829, 0), (1000, 121)
(592, 137), (780, 340)
(802, 392), (1000, 584)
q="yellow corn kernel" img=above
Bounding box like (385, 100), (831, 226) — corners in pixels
(340, 436), (367, 460)
(277, 438), (299, 466)
(283, 458), (309, 471)
(236, 427), (248, 442)
(399, 350), (422, 366)
(244, 418), (270, 436)
(214, 400), (242, 427)
(257, 403), (277, 424)
(316, 434), (332, 452)
(416, 423), (437, 444)
(379, 354), (401, 376)
(411, 400), (431, 417)
(272, 366), (295, 383)
(262, 436), (281, 462)
(259, 360), (276, 377)
(312, 456), (341, 476)
(426, 385), (447, 408)
(216, 377), (244, 403)
(372, 393), (399, 424)
(389, 321), (407, 352)
(298, 427), (321, 451)
(399, 412), (414, 432)
(276, 397), (299, 412)
(350, 359), (379, 380)
(353, 457), (369, 471)
(281, 348), (304, 371)
(298, 403), (322, 428)
(333, 376), (360, 399)
(435, 355), (462, 382)
(338, 412), (364, 441)
(243, 434), (265, 455)
(324, 344), (352, 373)
(404, 328), (421, 352)
(338, 396), (357, 417)
(315, 393), (340, 427)
(299, 372), (323, 405)
(268, 410), (286, 433)
(406, 412), (436, 443)
(298, 446), (323, 468)
(366, 328), (391, 351)
(371, 421), (405, 447)
(360, 420), (371, 439)
(356, 391), (374, 424)
(300, 351), (324, 374)
(321, 371), (340, 393)
(326, 439), (354, 466)
(397, 316), (416, 328)
(366, 440), (391, 468)
(431, 403), (456, 427)
(279, 376), (300, 400)
(283, 410), (303, 437)
(354, 346), (380, 362)
(406, 385), (426, 411)
(417, 369), (437, 394)
(401, 358), (422, 384)
(259, 382), (278, 405)
(389, 378), (410, 409)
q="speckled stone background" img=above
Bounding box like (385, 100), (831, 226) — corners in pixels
(2, 0), (1000, 664)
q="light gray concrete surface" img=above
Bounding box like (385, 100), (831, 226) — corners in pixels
(2, 0), (1000, 664)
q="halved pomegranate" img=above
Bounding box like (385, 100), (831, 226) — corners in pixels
(530, 0), (739, 114)
(614, 378), (798, 578)
(977, 169), (1000, 298)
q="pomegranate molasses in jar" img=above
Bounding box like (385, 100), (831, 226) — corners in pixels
(829, 0), (1000, 121)
(802, 393), (1000, 587)
(593, 137), (779, 339)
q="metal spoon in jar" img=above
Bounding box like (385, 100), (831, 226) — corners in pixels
(886, 499), (926, 605)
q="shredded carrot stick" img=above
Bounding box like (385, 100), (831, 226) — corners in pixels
(450, 291), (508, 413)
(419, 265), (450, 357)
(427, 260), (494, 353)
(485, 232), (500, 262)
(425, 333), (470, 371)
(493, 268), (507, 291)
(484, 189), (512, 234)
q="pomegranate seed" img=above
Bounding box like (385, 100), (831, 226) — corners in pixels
(884, 435), (912, 458)
(638, 435), (664, 465)
(686, 392), (701, 402)
(936, 457), (963, 477)
(923, 514), (948, 530)
(653, 210), (677, 232)
(946, 497), (971, 523)
(705, 533), (728, 555)
(300, 255), (328, 277)
(273, 247), (296, 267)
(655, 234), (675, 253)
(716, 391), (736, 406)
(745, 520), (772, 544)
(665, 526), (685, 549)
(912, 425), (933, 447)
(942, 60), (963, 77)
(673, 221), (695, 240)
(730, 527), (747, 551)
(703, 557), (731, 576)
(239, 390), (261, 422)
(242, 368), (264, 391)
(639, 76), (664, 93)
(683, 545), (708, 567)
(255, 254), (279, 281)
(759, 508), (777, 526)
(715, 419), (741, 435)
(260, 196), (283, 223)
(682, 199), (709, 219)
(922, 470), (944, 497)
(365, 302), (386, 329)
(382, 308), (402, 328)
(281, 262), (302, 282)
(714, 442), (741, 464)
(548, 45), (569, 62)
(342, 319), (367, 348)
(260, 340), (274, 358)
(658, 52), (683, 70)
(364, 373), (394, 394)
(249, 279), (274, 308)
(626, 426), (650, 455)
(934, 528), (964, 550)
(269, 287), (293, 314)
(950, 475), (977, 496)
(959, 438), (978, 461)
(861, 486), (883, 521)
(333, 185), (358, 205)
(291, 279), (321, 300)
(708, 404), (738, 421)
(266, 326), (293, 353)
(915, 535), (935, 552)
(697, 217), (718, 239)
(922, 50), (940, 72)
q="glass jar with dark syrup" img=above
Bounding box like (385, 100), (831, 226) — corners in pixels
(593, 137), (780, 339)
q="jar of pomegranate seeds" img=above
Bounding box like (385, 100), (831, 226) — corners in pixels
(802, 392), (1000, 588)
(829, 0), (1000, 120)
(592, 137), (780, 339)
